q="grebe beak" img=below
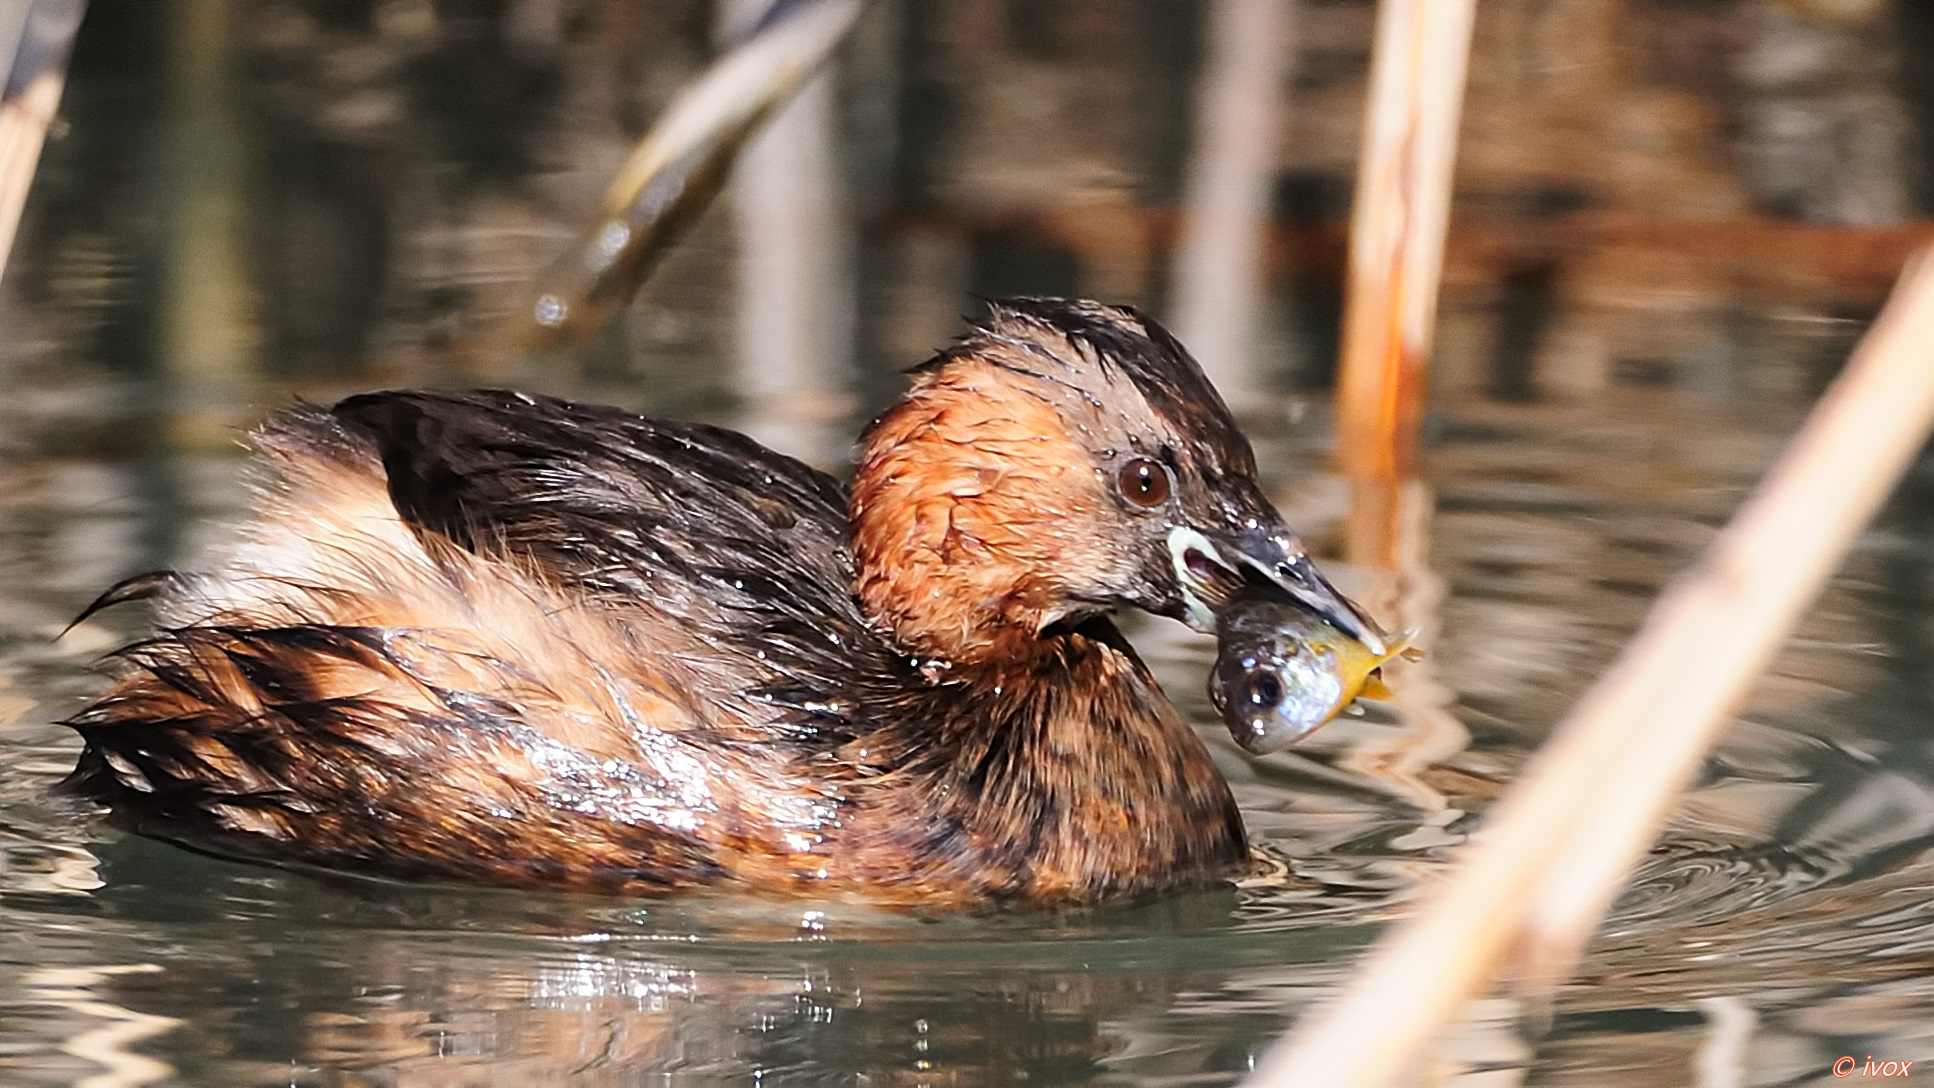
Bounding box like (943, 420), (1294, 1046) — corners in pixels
(1167, 524), (1386, 657)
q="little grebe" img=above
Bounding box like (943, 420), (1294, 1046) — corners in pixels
(64, 298), (1380, 907)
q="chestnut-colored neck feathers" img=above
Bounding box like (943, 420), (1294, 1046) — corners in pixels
(850, 353), (1114, 665)
(839, 622), (1245, 903)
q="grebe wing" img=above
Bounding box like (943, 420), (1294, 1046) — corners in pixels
(66, 391), (899, 886)
(327, 390), (897, 734)
(332, 390), (854, 621)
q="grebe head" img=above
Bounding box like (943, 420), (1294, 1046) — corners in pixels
(851, 297), (1379, 665)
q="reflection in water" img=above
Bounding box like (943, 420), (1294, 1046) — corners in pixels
(725, 0), (854, 465)
(0, 831), (1369, 1086)
(160, 0), (259, 453)
(269, 943), (1182, 1083)
(1336, 480), (1471, 823)
(5, 1), (1934, 1085)
(20, 965), (178, 1088)
(1166, 0), (1293, 411)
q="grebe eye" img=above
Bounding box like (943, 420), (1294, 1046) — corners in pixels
(1117, 457), (1172, 508)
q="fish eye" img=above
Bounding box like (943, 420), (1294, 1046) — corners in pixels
(1116, 457), (1172, 508)
(1243, 671), (1284, 709)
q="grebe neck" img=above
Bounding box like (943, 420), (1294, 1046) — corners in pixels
(850, 357), (1109, 666)
(838, 620), (1247, 901)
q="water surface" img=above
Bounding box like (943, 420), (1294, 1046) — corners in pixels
(5, 2), (1934, 1085)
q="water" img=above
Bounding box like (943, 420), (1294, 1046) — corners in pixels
(5, 2), (1934, 1085)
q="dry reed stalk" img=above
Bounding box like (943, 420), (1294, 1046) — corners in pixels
(0, 73), (60, 282)
(512, 0), (863, 356)
(1245, 251), (1934, 1088)
(1329, 0), (1477, 840)
(0, 1), (86, 285)
(1333, 0), (1476, 484)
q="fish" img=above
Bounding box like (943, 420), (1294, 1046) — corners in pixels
(1209, 589), (1413, 754)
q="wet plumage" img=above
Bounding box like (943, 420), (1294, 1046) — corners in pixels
(63, 298), (1377, 907)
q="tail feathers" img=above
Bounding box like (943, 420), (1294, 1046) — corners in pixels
(63, 623), (728, 891)
(66, 570), (181, 635)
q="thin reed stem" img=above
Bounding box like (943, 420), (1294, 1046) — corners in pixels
(1247, 252), (1934, 1088)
